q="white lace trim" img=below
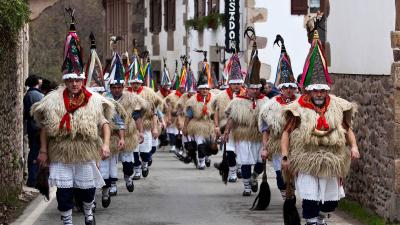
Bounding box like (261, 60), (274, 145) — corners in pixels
(277, 83), (297, 89)
(305, 84), (330, 91)
(48, 161), (105, 189)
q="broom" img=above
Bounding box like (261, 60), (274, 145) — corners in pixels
(218, 144), (229, 184)
(283, 169), (301, 225)
(35, 166), (49, 201)
(250, 163), (271, 210)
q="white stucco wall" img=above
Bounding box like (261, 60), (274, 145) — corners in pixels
(327, 0), (395, 75)
(144, 0), (187, 73)
(185, 0), (241, 78)
(254, 0), (309, 82)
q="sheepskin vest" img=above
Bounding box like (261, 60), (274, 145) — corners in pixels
(283, 94), (356, 178)
(111, 91), (148, 153)
(106, 98), (128, 155)
(164, 90), (182, 127)
(258, 95), (298, 155)
(131, 86), (163, 131)
(211, 89), (234, 128)
(185, 93), (215, 137)
(31, 87), (115, 164)
(226, 95), (268, 142)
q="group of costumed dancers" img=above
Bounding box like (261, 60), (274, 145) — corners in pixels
(31, 8), (360, 225)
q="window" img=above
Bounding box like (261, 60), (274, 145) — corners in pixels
(309, 0), (320, 13)
(164, 0), (176, 31)
(291, 0), (308, 15)
(150, 0), (162, 34)
(194, 0), (206, 18)
(207, 0), (219, 15)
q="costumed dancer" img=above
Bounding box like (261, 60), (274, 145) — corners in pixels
(281, 30), (360, 225)
(223, 27), (268, 196)
(177, 62), (198, 164)
(32, 8), (114, 225)
(258, 34), (299, 199)
(164, 59), (186, 158)
(100, 51), (127, 206)
(127, 52), (163, 179)
(211, 52), (245, 182)
(183, 50), (216, 170)
(156, 59), (176, 154)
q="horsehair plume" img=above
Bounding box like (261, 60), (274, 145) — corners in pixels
(273, 34), (284, 47)
(274, 34), (286, 53)
(244, 26), (256, 41)
(65, 7), (75, 22)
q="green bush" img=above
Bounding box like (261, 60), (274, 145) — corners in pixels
(185, 13), (225, 32)
(0, 0), (30, 41)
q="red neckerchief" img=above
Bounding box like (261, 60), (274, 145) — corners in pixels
(298, 94), (331, 130)
(226, 87), (245, 100)
(276, 94), (296, 105)
(175, 90), (183, 98)
(236, 94), (266, 109)
(127, 86), (144, 94)
(160, 88), (171, 98)
(196, 93), (211, 115)
(226, 88), (234, 100)
(59, 87), (92, 132)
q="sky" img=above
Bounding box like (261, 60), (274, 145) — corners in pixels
(254, 0), (310, 82)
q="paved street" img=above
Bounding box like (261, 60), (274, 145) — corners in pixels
(15, 150), (360, 225)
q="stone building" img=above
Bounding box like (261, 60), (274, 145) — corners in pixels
(104, 0), (269, 84)
(29, 0), (106, 81)
(324, 0), (399, 222)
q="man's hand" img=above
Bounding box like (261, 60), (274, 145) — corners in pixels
(215, 127), (221, 138)
(100, 144), (111, 160)
(138, 132), (144, 144)
(350, 146), (360, 160)
(261, 148), (269, 161)
(118, 138), (125, 151)
(151, 128), (159, 139)
(37, 148), (48, 168)
(222, 132), (229, 143)
(281, 158), (289, 171)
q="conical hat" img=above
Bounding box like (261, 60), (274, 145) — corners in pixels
(109, 53), (125, 85)
(226, 54), (243, 84)
(273, 35), (297, 89)
(300, 30), (331, 91)
(85, 32), (104, 92)
(61, 8), (84, 80)
(244, 27), (261, 88)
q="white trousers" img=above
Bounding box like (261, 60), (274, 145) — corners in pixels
(295, 172), (345, 203)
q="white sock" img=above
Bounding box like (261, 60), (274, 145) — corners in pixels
(306, 217), (318, 223)
(83, 201), (94, 218)
(102, 187), (110, 196)
(229, 167), (237, 177)
(60, 209), (73, 225)
(318, 212), (328, 224)
(243, 178), (251, 191)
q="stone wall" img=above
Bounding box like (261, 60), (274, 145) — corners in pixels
(330, 73), (397, 221)
(29, 0), (105, 82)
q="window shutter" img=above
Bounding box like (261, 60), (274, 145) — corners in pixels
(207, 0), (212, 15)
(150, 0), (154, 32)
(170, 0), (176, 31)
(194, 0), (199, 18)
(155, 0), (162, 33)
(200, 0), (206, 17)
(291, 0), (308, 15)
(164, 0), (168, 31)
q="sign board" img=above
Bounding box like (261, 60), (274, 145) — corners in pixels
(225, 0), (240, 53)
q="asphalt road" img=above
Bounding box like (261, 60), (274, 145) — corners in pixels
(14, 149), (360, 225)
